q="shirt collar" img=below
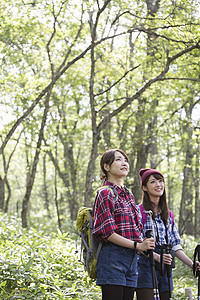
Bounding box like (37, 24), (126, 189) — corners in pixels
(104, 181), (132, 197)
(105, 181), (124, 192)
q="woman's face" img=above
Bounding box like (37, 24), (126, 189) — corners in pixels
(104, 151), (129, 179)
(143, 175), (165, 199)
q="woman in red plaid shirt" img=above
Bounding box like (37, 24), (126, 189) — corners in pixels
(93, 149), (155, 300)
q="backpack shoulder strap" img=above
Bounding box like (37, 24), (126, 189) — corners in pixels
(97, 185), (118, 203)
(138, 203), (147, 225)
(139, 204), (174, 227)
(93, 185), (118, 216)
(106, 185), (118, 206)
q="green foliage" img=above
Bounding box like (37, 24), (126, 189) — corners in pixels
(0, 213), (101, 299)
(0, 214), (200, 299)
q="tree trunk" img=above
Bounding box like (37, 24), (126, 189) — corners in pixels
(43, 155), (51, 218)
(0, 176), (4, 211)
(44, 139), (76, 219)
(84, 133), (101, 206)
(145, 0), (160, 169)
(1, 131), (22, 212)
(167, 128), (173, 210)
(150, 107), (158, 169)
(131, 97), (148, 203)
(179, 103), (194, 235)
(21, 91), (50, 228)
(131, 0), (160, 201)
(54, 144), (62, 231)
(63, 138), (78, 220)
(4, 178), (11, 213)
(194, 134), (200, 238)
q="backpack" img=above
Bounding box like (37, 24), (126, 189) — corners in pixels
(138, 203), (174, 228)
(76, 186), (118, 279)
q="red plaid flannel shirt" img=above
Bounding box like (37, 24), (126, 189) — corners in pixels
(93, 181), (143, 242)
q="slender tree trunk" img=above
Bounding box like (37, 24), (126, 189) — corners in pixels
(4, 178), (11, 213)
(44, 139), (76, 219)
(130, 1), (160, 202)
(54, 142), (62, 231)
(0, 175), (4, 211)
(167, 135), (173, 211)
(43, 155), (51, 218)
(179, 103), (194, 235)
(54, 175), (62, 231)
(84, 133), (101, 206)
(84, 6), (99, 207)
(150, 107), (158, 169)
(63, 138), (78, 220)
(21, 91), (50, 228)
(131, 97), (148, 203)
(145, 0), (160, 169)
(194, 134), (200, 238)
(1, 131), (22, 212)
(130, 0), (160, 204)
(101, 106), (111, 148)
(179, 158), (193, 235)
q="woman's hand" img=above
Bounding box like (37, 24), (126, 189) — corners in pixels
(137, 237), (155, 252)
(162, 253), (173, 265)
(153, 252), (160, 262)
(153, 252), (172, 265)
(194, 261), (200, 271)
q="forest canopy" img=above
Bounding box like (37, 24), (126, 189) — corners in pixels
(0, 0), (200, 237)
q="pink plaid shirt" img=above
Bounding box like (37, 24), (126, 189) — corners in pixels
(93, 181), (143, 242)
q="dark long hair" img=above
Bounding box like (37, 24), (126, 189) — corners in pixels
(142, 173), (169, 224)
(100, 149), (129, 185)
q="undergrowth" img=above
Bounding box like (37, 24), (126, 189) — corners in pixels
(0, 213), (199, 299)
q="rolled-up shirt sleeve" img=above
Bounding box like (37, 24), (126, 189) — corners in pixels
(171, 221), (182, 251)
(93, 189), (118, 241)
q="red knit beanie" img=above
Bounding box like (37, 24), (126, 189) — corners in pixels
(139, 168), (164, 187)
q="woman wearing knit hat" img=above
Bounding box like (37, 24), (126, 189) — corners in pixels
(136, 168), (200, 300)
(93, 150), (155, 300)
